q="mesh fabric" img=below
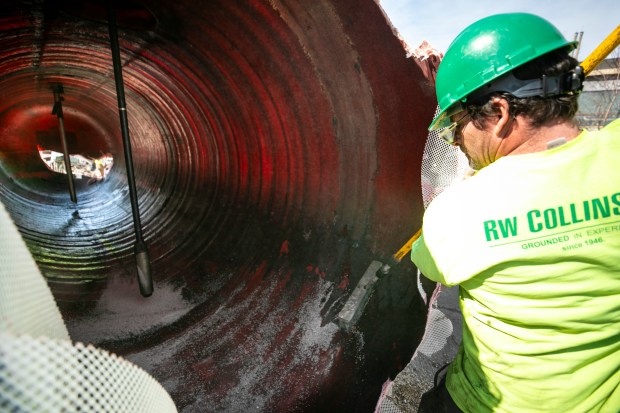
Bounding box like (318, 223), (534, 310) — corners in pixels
(0, 200), (177, 412)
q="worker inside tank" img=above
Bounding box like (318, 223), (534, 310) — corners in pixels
(411, 13), (620, 413)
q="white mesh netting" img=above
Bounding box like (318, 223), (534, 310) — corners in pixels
(0, 333), (178, 413)
(0, 200), (178, 413)
(0, 202), (69, 341)
(420, 118), (472, 208)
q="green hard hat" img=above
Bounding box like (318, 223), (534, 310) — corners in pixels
(429, 13), (577, 130)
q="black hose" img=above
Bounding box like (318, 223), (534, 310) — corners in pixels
(107, 7), (153, 297)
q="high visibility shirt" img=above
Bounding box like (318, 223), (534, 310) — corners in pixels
(411, 119), (620, 413)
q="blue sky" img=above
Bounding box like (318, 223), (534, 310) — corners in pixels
(379, 0), (619, 60)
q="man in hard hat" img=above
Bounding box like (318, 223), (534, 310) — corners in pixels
(411, 13), (620, 413)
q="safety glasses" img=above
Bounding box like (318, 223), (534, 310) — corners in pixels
(437, 111), (469, 145)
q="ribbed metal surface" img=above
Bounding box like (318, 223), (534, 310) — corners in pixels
(0, 1), (438, 411)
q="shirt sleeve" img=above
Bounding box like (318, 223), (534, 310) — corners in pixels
(410, 232), (454, 286)
(409, 181), (475, 287)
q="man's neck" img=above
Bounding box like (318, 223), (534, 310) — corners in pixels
(507, 119), (581, 156)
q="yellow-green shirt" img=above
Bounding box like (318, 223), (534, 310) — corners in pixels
(411, 119), (620, 413)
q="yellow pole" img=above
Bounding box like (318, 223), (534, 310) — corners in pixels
(581, 24), (620, 76)
(393, 228), (422, 262)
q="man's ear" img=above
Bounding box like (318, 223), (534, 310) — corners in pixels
(492, 98), (512, 138)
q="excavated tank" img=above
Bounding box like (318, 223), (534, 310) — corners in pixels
(0, 0), (439, 411)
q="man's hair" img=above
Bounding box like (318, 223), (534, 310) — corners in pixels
(467, 50), (580, 128)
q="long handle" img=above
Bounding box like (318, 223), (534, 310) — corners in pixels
(581, 24), (620, 76)
(52, 85), (78, 203)
(108, 7), (153, 297)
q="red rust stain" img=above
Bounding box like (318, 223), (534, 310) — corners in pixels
(243, 260), (269, 295)
(279, 239), (289, 256)
(292, 281), (316, 310)
(274, 269), (293, 295)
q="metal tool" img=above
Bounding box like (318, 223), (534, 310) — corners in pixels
(108, 6), (153, 297)
(51, 84), (78, 203)
(336, 229), (421, 331)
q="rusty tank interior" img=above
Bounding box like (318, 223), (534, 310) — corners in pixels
(0, 0), (439, 411)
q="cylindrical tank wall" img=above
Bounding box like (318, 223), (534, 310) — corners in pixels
(0, 0), (437, 411)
